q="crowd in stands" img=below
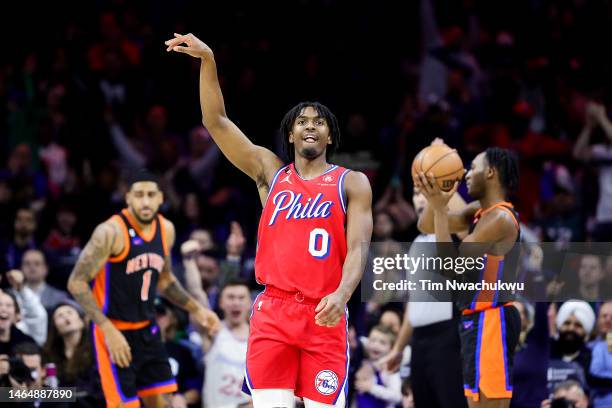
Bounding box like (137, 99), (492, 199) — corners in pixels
(2, 0), (612, 406)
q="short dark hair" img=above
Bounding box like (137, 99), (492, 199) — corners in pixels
(279, 102), (341, 161)
(219, 278), (250, 298)
(13, 341), (41, 357)
(127, 168), (160, 189)
(485, 147), (519, 193)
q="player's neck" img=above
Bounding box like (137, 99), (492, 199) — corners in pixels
(479, 189), (507, 211)
(294, 155), (331, 180)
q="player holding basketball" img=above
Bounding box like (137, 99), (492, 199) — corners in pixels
(68, 171), (220, 408)
(415, 147), (521, 408)
(165, 33), (373, 408)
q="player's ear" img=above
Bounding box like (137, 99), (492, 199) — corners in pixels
(288, 132), (294, 143)
(327, 136), (332, 145)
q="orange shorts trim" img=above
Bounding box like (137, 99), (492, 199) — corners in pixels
(110, 319), (150, 330)
(137, 381), (178, 398)
(463, 307), (514, 401)
(93, 325), (141, 408)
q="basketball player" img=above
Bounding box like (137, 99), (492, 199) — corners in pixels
(67, 171), (220, 408)
(165, 33), (373, 408)
(415, 147), (522, 408)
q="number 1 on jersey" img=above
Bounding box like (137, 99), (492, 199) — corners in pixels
(308, 228), (330, 259)
(141, 270), (152, 301)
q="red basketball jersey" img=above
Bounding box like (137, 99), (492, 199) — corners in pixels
(255, 163), (351, 299)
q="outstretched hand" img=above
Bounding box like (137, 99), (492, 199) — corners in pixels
(165, 33), (213, 59)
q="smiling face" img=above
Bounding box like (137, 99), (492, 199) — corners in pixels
(126, 181), (163, 224)
(289, 106), (332, 160)
(53, 305), (84, 336)
(0, 292), (18, 331)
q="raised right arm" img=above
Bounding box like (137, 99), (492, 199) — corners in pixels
(166, 33), (283, 183)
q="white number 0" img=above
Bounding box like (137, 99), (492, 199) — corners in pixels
(308, 228), (330, 259)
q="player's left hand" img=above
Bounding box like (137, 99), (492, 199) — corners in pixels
(315, 291), (347, 327)
(191, 305), (221, 336)
(416, 171), (460, 211)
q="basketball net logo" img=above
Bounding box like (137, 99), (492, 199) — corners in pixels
(315, 370), (338, 395)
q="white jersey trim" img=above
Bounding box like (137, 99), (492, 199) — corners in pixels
(338, 169), (351, 214)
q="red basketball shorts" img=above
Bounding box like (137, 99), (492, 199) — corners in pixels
(241, 286), (349, 405)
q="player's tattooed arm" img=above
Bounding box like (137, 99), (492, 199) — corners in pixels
(157, 219), (202, 314)
(67, 221), (117, 326)
(158, 261), (198, 312)
(158, 218), (221, 334)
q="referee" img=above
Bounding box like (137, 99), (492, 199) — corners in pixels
(381, 189), (467, 408)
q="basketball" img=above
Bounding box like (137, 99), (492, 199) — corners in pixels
(412, 145), (464, 192)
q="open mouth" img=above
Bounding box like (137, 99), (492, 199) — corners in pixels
(0, 314), (10, 323)
(303, 134), (318, 143)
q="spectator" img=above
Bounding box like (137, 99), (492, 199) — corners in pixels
(0, 144), (47, 206)
(21, 249), (69, 313)
(200, 279), (251, 408)
(589, 306), (612, 407)
(13, 341), (44, 389)
(401, 378), (415, 408)
(540, 380), (589, 408)
(0, 290), (36, 355)
(548, 300), (595, 395)
(573, 101), (612, 241)
(1, 207), (38, 272)
(512, 300), (550, 408)
(172, 126), (221, 196)
(43, 300), (103, 406)
(354, 325), (402, 407)
(5, 269), (48, 345)
(190, 229), (216, 253)
(378, 309), (401, 335)
(561, 255), (606, 302)
(594, 300), (612, 340)
(43, 203), (81, 288)
(154, 298), (201, 408)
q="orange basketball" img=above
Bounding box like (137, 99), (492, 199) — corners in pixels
(411, 144), (464, 191)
